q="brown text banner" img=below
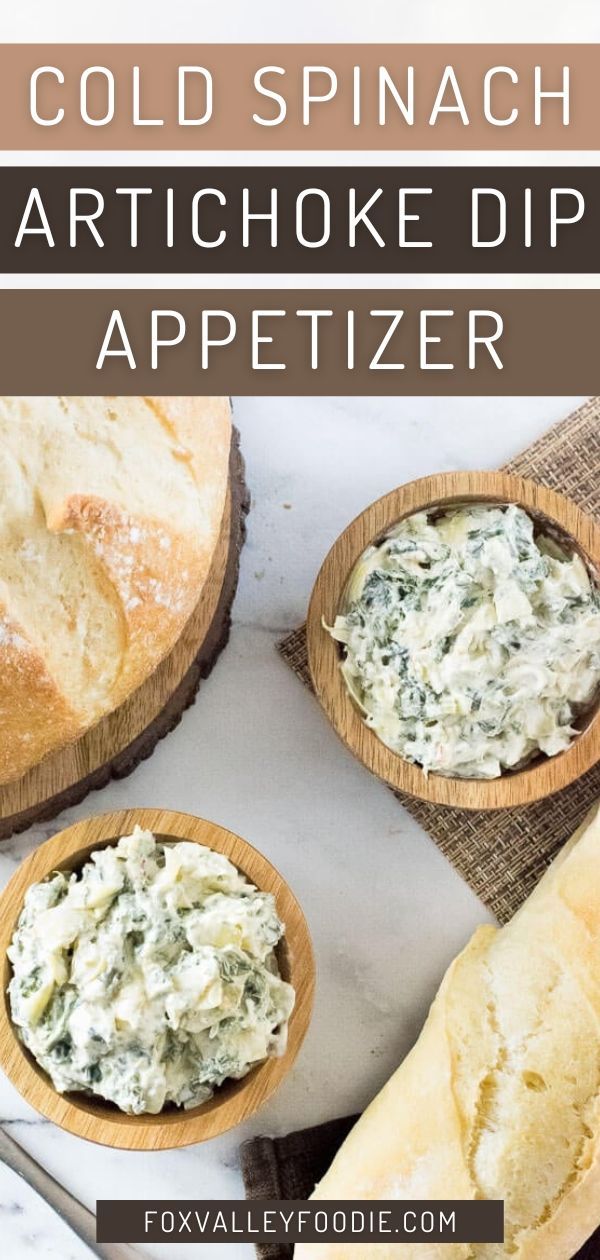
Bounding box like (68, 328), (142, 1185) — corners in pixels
(1, 289), (599, 394)
(96, 1199), (503, 1245)
(5, 168), (600, 274)
(0, 45), (597, 149)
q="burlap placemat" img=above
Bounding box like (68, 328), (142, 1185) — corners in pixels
(278, 397), (600, 923)
(240, 1117), (600, 1260)
(242, 400), (600, 1259)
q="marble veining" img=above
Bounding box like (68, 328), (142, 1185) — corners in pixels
(0, 395), (586, 1259)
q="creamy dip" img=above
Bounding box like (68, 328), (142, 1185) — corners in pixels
(8, 827), (295, 1115)
(329, 504), (600, 779)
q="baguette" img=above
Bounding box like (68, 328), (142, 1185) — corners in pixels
(0, 396), (231, 783)
(296, 803), (600, 1260)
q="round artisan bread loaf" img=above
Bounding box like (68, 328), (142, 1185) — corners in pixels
(0, 396), (232, 784)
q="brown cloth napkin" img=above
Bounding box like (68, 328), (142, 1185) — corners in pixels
(241, 399), (600, 1260)
(240, 1115), (600, 1260)
(278, 396), (600, 924)
(240, 1116), (357, 1260)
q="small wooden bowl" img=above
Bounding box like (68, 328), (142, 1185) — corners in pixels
(307, 470), (600, 811)
(0, 808), (315, 1150)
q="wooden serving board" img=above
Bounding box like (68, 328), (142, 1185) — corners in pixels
(0, 432), (249, 841)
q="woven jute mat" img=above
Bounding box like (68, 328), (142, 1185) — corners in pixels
(241, 399), (600, 1260)
(278, 397), (600, 924)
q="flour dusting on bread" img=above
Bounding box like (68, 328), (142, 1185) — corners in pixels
(296, 803), (600, 1260)
(0, 396), (231, 783)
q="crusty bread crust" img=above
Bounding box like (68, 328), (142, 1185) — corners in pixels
(296, 804), (600, 1260)
(0, 604), (83, 784)
(0, 396), (231, 783)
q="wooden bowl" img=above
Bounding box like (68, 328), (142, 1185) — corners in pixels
(307, 470), (600, 811)
(0, 808), (315, 1150)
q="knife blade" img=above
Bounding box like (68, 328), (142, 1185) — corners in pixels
(0, 1124), (142, 1260)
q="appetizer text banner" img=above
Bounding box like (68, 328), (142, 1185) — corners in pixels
(7, 167), (600, 274)
(2, 289), (600, 394)
(0, 44), (594, 150)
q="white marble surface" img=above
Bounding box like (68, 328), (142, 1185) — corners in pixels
(2, 0), (600, 42)
(0, 394), (588, 1259)
(0, 4), (597, 1258)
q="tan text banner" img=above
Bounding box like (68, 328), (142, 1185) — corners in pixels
(0, 45), (595, 149)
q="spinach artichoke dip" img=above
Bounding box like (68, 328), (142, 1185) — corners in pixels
(7, 828), (295, 1115)
(329, 504), (600, 779)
